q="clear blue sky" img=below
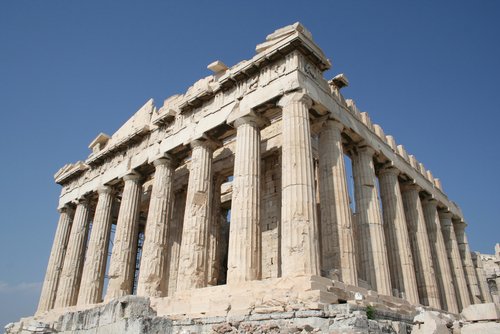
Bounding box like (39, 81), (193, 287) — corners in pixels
(1, 0), (498, 327)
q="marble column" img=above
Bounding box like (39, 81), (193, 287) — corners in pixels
(105, 172), (142, 301)
(279, 92), (320, 277)
(439, 211), (471, 310)
(77, 186), (114, 305)
(227, 115), (262, 284)
(471, 251), (493, 303)
(207, 175), (225, 286)
(401, 184), (440, 308)
(176, 139), (214, 291)
(54, 199), (91, 308)
(422, 199), (459, 313)
(351, 146), (391, 296)
(166, 190), (186, 295)
(37, 205), (74, 313)
(137, 157), (176, 297)
(454, 221), (482, 304)
(318, 119), (357, 285)
(378, 167), (419, 304)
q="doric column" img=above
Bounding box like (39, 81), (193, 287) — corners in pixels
(105, 172), (142, 301)
(278, 92), (320, 277)
(137, 157), (176, 297)
(176, 139), (214, 291)
(471, 251), (493, 303)
(54, 199), (91, 308)
(422, 199), (459, 313)
(77, 186), (114, 306)
(207, 175), (225, 286)
(227, 115), (262, 284)
(378, 167), (419, 304)
(401, 184), (440, 308)
(318, 119), (357, 285)
(439, 211), (471, 310)
(166, 190), (186, 295)
(453, 221), (482, 303)
(351, 146), (391, 296)
(37, 205), (74, 313)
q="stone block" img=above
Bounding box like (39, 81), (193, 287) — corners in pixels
(461, 322), (500, 334)
(461, 303), (500, 321)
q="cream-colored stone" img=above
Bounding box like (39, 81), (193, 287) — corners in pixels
(378, 167), (419, 304)
(77, 186), (114, 305)
(461, 302), (500, 321)
(352, 146), (391, 296)
(105, 173), (142, 301)
(318, 119), (357, 285)
(278, 92), (320, 277)
(37, 206), (74, 313)
(54, 199), (91, 308)
(401, 184), (441, 309)
(227, 115), (262, 283)
(439, 211), (471, 310)
(137, 157), (176, 297)
(176, 140), (215, 291)
(422, 199), (459, 313)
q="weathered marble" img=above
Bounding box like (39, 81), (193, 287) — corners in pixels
(278, 92), (320, 277)
(54, 199), (91, 308)
(37, 206), (74, 313)
(318, 119), (357, 285)
(105, 173), (143, 301)
(137, 157), (176, 297)
(378, 167), (419, 304)
(352, 146), (391, 296)
(78, 186), (114, 305)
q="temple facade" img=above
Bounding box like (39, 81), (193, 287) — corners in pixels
(34, 23), (496, 325)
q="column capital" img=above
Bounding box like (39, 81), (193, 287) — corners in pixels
(153, 154), (177, 169)
(97, 185), (113, 195)
(421, 197), (438, 208)
(400, 181), (421, 193)
(453, 220), (467, 231)
(123, 171), (142, 182)
(57, 203), (74, 214)
(357, 145), (376, 156)
(277, 91), (313, 109)
(233, 112), (268, 129)
(190, 137), (220, 151)
(438, 211), (454, 220)
(378, 166), (400, 177)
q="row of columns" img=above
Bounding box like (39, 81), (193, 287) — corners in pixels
(38, 91), (485, 315)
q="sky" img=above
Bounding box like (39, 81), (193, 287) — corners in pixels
(0, 0), (499, 328)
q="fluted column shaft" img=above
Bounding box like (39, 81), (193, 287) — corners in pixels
(471, 251), (493, 303)
(37, 206), (74, 313)
(352, 146), (391, 295)
(166, 190), (186, 295)
(440, 212), (470, 310)
(207, 175), (224, 285)
(422, 200), (458, 313)
(378, 168), (419, 304)
(176, 140), (214, 291)
(137, 158), (176, 297)
(454, 222), (482, 303)
(227, 116), (262, 283)
(318, 119), (357, 285)
(279, 92), (320, 277)
(105, 173), (142, 301)
(77, 186), (114, 305)
(54, 200), (91, 308)
(401, 185), (440, 308)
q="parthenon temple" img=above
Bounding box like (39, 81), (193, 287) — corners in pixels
(11, 23), (499, 333)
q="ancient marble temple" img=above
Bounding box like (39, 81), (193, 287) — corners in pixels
(36, 23), (494, 321)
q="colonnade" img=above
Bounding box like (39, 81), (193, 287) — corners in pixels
(37, 91), (487, 315)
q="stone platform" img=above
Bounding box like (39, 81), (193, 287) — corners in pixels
(7, 276), (422, 333)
